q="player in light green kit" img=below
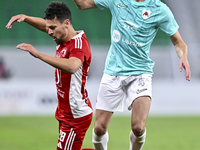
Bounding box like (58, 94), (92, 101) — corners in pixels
(73, 0), (191, 150)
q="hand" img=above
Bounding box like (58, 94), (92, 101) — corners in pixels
(179, 57), (191, 81)
(6, 14), (27, 29)
(16, 43), (40, 58)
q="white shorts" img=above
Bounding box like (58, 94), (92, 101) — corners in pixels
(96, 73), (152, 112)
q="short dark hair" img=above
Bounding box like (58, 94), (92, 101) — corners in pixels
(44, 1), (72, 24)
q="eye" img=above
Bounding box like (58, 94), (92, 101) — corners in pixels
(49, 26), (56, 30)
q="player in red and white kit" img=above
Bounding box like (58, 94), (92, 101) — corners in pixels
(6, 2), (93, 150)
(55, 30), (93, 150)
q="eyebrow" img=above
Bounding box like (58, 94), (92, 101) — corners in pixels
(46, 25), (56, 28)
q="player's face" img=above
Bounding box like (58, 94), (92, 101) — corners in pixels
(46, 18), (69, 44)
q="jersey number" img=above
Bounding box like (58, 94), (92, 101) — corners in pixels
(56, 69), (62, 87)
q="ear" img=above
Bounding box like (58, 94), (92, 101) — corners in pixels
(63, 19), (70, 27)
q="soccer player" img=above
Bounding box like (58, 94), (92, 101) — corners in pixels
(6, 2), (93, 150)
(72, 0), (191, 150)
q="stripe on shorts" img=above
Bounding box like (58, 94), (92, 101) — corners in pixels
(64, 128), (76, 150)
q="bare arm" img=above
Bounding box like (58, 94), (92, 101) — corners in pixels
(73, 0), (97, 10)
(6, 14), (48, 33)
(170, 31), (191, 81)
(16, 43), (82, 74)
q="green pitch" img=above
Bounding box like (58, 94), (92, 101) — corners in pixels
(0, 115), (200, 150)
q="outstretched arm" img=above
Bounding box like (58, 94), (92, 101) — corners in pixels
(6, 14), (48, 33)
(170, 31), (191, 81)
(73, 0), (97, 10)
(16, 43), (82, 74)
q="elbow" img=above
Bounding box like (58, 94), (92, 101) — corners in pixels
(62, 57), (82, 74)
(64, 65), (80, 74)
(75, 4), (87, 10)
(185, 44), (188, 50)
(76, 5), (84, 10)
(73, 0), (91, 10)
(62, 67), (77, 74)
(68, 68), (78, 74)
(62, 69), (76, 74)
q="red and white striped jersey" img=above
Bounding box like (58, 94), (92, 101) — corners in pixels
(54, 30), (92, 121)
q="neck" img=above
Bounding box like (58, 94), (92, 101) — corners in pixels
(68, 29), (77, 41)
(65, 26), (77, 42)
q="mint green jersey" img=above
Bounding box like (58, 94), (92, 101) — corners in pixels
(94, 0), (179, 75)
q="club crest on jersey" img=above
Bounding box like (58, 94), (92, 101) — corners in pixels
(56, 48), (67, 58)
(60, 48), (67, 57)
(142, 9), (151, 19)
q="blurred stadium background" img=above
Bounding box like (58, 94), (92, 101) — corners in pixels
(0, 0), (200, 116)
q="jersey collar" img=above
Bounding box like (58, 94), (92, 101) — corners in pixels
(72, 30), (85, 39)
(131, 0), (151, 7)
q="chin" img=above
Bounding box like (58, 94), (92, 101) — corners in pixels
(56, 39), (64, 44)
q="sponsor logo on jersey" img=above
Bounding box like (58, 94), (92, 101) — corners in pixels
(122, 39), (143, 47)
(117, 4), (127, 8)
(119, 20), (139, 32)
(57, 88), (65, 98)
(112, 30), (121, 43)
(142, 9), (151, 19)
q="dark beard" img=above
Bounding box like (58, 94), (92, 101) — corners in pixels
(56, 39), (64, 44)
(55, 33), (66, 44)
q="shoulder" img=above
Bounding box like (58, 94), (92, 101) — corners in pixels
(158, 1), (174, 15)
(147, 0), (171, 11)
(69, 31), (89, 49)
(150, 0), (175, 21)
(70, 31), (91, 57)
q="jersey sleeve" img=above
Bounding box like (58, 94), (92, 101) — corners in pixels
(69, 38), (91, 63)
(157, 3), (179, 36)
(94, 0), (112, 10)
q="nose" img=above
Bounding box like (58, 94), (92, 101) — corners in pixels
(48, 28), (53, 35)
